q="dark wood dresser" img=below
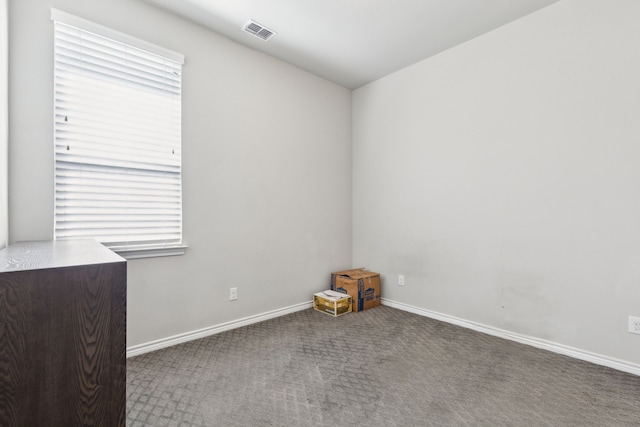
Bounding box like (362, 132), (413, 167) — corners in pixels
(0, 240), (126, 426)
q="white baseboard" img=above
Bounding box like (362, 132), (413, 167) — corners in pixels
(127, 297), (640, 377)
(381, 298), (640, 377)
(126, 301), (313, 358)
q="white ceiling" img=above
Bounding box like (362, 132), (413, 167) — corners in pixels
(145, 0), (561, 89)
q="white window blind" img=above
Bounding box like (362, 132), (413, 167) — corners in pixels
(52, 11), (185, 255)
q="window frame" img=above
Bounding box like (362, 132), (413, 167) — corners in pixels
(51, 9), (186, 259)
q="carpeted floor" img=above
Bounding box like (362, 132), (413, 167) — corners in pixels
(126, 306), (640, 426)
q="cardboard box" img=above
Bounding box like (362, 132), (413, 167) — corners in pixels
(313, 290), (352, 317)
(331, 268), (381, 312)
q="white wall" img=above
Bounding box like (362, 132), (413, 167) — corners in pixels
(9, 0), (352, 347)
(353, 0), (640, 365)
(0, 0), (7, 249)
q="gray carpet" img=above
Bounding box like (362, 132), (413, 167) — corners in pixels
(126, 306), (640, 426)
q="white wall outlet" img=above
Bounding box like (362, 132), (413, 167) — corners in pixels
(629, 316), (640, 335)
(229, 287), (238, 301)
(398, 275), (405, 286)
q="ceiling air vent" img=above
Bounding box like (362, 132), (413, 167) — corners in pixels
(242, 20), (277, 42)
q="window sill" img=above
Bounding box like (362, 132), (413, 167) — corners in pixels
(110, 244), (187, 260)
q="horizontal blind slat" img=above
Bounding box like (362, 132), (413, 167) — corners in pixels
(55, 22), (183, 68)
(54, 38), (182, 81)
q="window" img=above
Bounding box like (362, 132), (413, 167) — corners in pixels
(52, 10), (185, 258)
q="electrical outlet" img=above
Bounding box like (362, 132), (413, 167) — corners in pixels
(229, 287), (238, 301)
(398, 275), (405, 286)
(629, 316), (640, 335)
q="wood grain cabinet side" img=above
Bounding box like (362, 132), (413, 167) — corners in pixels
(0, 240), (126, 427)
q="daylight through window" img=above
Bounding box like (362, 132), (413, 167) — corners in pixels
(52, 10), (185, 256)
